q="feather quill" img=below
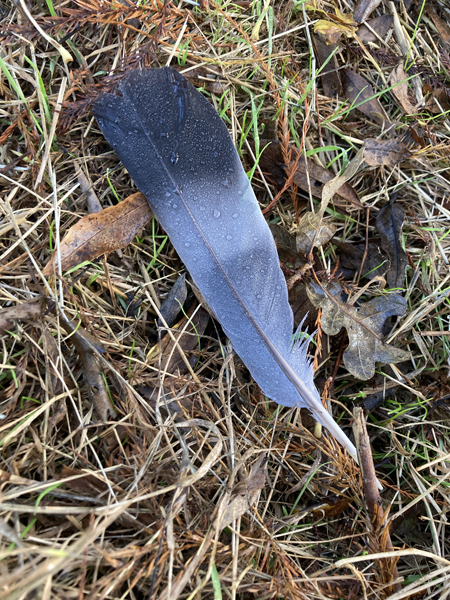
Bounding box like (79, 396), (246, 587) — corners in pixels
(93, 67), (358, 463)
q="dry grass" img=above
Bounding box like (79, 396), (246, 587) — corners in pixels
(1, 0), (450, 598)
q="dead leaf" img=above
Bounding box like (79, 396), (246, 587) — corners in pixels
(390, 63), (418, 115)
(0, 298), (44, 333)
(259, 141), (362, 208)
(150, 305), (209, 375)
(364, 138), (412, 166)
(289, 282), (319, 330)
(343, 69), (387, 125)
(424, 87), (450, 114)
(356, 15), (392, 43)
(43, 192), (152, 276)
(307, 281), (410, 379)
(296, 214), (336, 254)
(375, 198), (408, 289)
(59, 316), (114, 421)
(320, 148), (365, 212)
(221, 454), (267, 528)
(334, 240), (388, 280)
(296, 149), (365, 254)
(314, 14), (357, 44)
(425, 6), (450, 45)
(353, 0), (382, 24)
(157, 274), (187, 328)
(312, 35), (342, 98)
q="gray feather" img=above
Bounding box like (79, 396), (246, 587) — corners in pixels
(93, 67), (358, 463)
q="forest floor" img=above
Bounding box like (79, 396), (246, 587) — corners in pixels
(1, 0), (450, 598)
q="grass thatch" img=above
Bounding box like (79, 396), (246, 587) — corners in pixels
(1, 0), (450, 598)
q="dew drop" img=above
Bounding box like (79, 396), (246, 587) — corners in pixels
(200, 205), (206, 211)
(165, 192), (171, 198)
(213, 209), (221, 219)
(185, 242), (190, 248)
(226, 235), (232, 240)
(238, 190), (243, 196)
(232, 213), (239, 219)
(172, 203), (178, 209)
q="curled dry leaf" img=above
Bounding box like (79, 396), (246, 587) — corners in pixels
(364, 138), (413, 167)
(259, 141), (362, 208)
(390, 63), (418, 115)
(375, 198), (408, 289)
(343, 70), (387, 125)
(43, 192), (152, 276)
(314, 10), (357, 45)
(314, 19), (356, 44)
(307, 281), (410, 380)
(0, 298), (44, 334)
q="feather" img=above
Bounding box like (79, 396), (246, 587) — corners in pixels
(93, 67), (358, 463)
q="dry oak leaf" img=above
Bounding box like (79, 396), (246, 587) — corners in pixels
(364, 138), (413, 166)
(306, 281), (410, 380)
(390, 63), (418, 115)
(43, 192), (152, 275)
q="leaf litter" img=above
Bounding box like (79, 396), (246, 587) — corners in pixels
(1, 0), (450, 598)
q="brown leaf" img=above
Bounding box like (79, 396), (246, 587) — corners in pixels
(312, 35), (342, 98)
(390, 63), (417, 115)
(307, 281), (410, 379)
(425, 6), (450, 45)
(43, 192), (152, 276)
(343, 69), (387, 125)
(353, 0), (382, 24)
(296, 213), (336, 254)
(221, 454), (267, 528)
(296, 149), (365, 254)
(334, 240), (387, 280)
(157, 274), (187, 328)
(59, 316), (114, 421)
(356, 15), (392, 43)
(424, 88), (450, 114)
(364, 138), (412, 166)
(0, 298), (44, 333)
(259, 141), (362, 208)
(375, 198), (408, 289)
(150, 305), (209, 375)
